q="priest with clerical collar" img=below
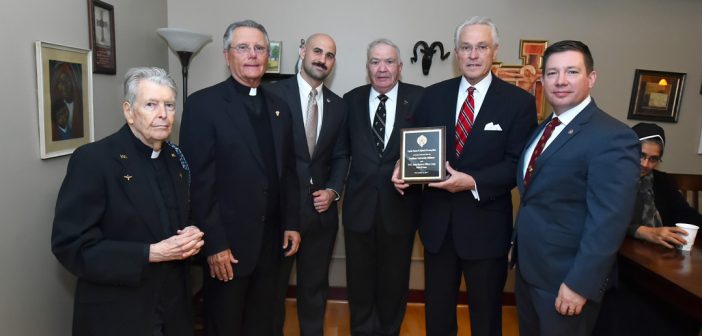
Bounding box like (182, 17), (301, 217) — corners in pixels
(179, 19), (301, 335)
(51, 66), (204, 336)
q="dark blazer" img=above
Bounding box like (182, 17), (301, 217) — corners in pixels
(343, 82), (423, 234)
(415, 75), (537, 259)
(266, 77), (349, 231)
(51, 125), (192, 336)
(179, 77), (299, 277)
(515, 101), (640, 302)
(628, 169), (702, 235)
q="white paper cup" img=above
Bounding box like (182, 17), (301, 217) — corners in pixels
(675, 223), (699, 251)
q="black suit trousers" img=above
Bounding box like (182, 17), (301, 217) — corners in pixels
(345, 210), (415, 336)
(203, 223), (280, 336)
(424, 232), (507, 336)
(273, 220), (338, 336)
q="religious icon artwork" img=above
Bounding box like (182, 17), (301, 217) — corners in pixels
(492, 40), (548, 121)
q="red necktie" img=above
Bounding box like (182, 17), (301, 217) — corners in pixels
(455, 87), (475, 157)
(524, 117), (561, 188)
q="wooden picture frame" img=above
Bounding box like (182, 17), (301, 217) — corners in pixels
(35, 41), (94, 159)
(627, 69), (686, 123)
(88, 0), (116, 74)
(267, 41), (282, 73)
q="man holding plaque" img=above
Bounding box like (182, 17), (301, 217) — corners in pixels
(343, 38), (423, 335)
(267, 33), (349, 336)
(394, 17), (536, 335)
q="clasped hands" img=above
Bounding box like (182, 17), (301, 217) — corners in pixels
(149, 225), (204, 263)
(392, 161), (475, 194)
(207, 230), (301, 282)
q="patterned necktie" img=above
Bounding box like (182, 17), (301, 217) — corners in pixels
(305, 88), (318, 157)
(524, 117), (562, 188)
(455, 87), (475, 157)
(373, 94), (388, 156)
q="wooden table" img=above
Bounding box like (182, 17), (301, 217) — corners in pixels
(618, 234), (702, 322)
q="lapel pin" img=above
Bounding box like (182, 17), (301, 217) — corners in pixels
(568, 129), (574, 135)
(123, 175), (133, 181)
(171, 153), (176, 158)
(275, 111), (280, 117)
(403, 99), (409, 105)
(179, 172), (183, 179)
(326, 98), (331, 103)
(119, 154), (128, 159)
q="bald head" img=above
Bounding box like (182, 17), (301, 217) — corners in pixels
(300, 33), (337, 86)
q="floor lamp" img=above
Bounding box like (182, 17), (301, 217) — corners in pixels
(157, 28), (212, 103)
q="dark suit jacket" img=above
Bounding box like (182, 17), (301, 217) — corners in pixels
(415, 75), (537, 259)
(515, 100), (640, 302)
(628, 169), (702, 236)
(266, 77), (349, 232)
(179, 77), (299, 277)
(51, 124), (192, 335)
(343, 82), (423, 234)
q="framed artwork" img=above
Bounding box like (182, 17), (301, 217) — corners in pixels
(493, 40), (549, 121)
(88, 0), (116, 74)
(35, 41), (94, 159)
(267, 40), (282, 73)
(627, 69), (686, 123)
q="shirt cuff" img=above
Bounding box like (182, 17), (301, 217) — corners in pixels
(471, 184), (480, 201)
(326, 188), (340, 201)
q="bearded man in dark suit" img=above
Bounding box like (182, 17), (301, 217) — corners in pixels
(267, 33), (349, 336)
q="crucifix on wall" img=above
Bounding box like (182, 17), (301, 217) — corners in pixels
(493, 40), (548, 121)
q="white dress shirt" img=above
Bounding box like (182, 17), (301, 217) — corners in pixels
(521, 96), (592, 179)
(453, 74), (493, 200)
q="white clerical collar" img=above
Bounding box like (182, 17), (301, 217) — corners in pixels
(249, 87), (257, 96)
(151, 150), (161, 159)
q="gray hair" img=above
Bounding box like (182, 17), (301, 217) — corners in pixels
(222, 19), (269, 51)
(123, 67), (177, 106)
(366, 38), (403, 64)
(454, 16), (500, 48)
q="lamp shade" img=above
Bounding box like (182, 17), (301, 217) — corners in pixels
(157, 28), (212, 53)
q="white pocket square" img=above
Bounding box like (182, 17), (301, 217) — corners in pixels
(484, 122), (502, 131)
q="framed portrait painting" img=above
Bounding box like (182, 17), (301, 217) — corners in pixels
(88, 0), (116, 74)
(35, 41), (94, 159)
(627, 69), (686, 123)
(267, 41), (282, 73)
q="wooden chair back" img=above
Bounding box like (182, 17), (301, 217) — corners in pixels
(667, 173), (702, 211)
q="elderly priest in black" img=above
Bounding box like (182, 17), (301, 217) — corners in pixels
(51, 67), (204, 336)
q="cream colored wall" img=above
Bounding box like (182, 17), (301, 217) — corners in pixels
(165, 0), (702, 290)
(0, 0), (168, 334)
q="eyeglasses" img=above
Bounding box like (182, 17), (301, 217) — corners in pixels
(457, 44), (491, 55)
(640, 153), (661, 163)
(230, 44), (268, 55)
